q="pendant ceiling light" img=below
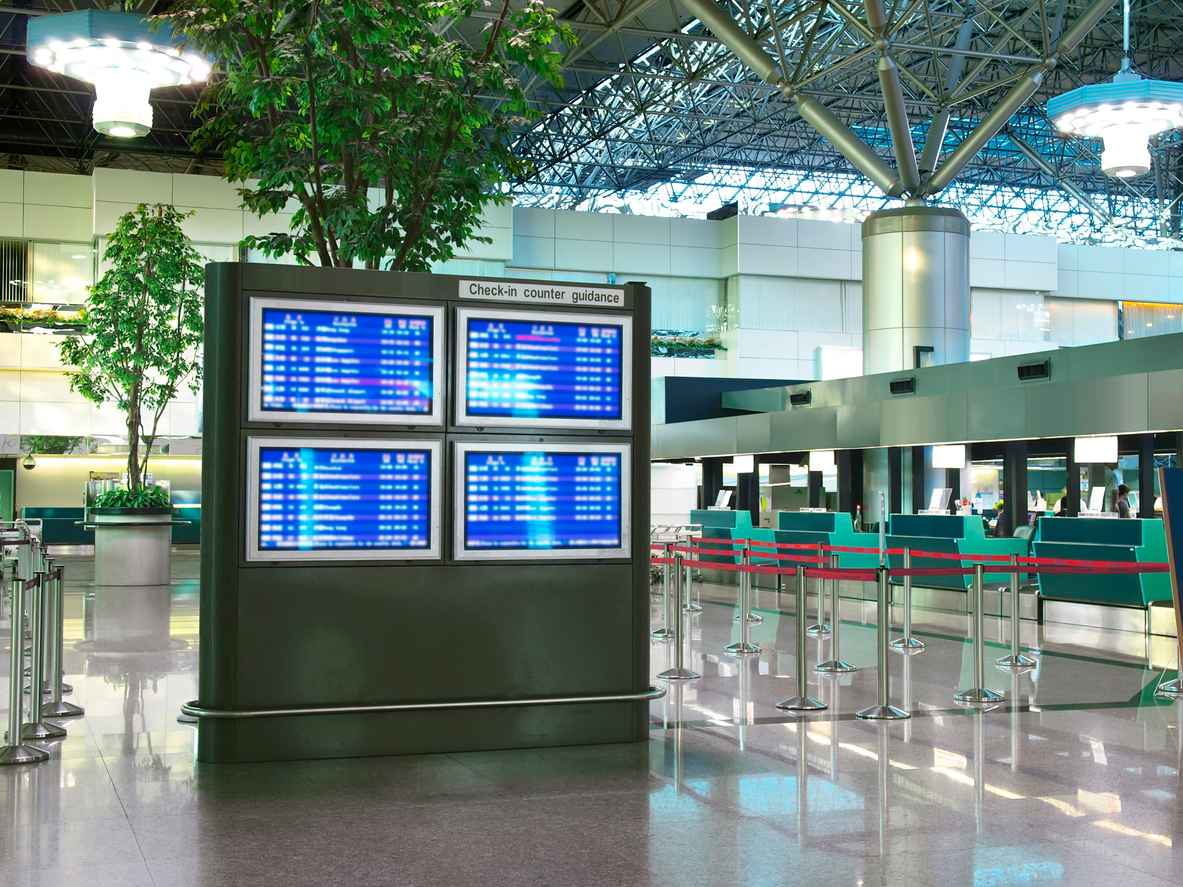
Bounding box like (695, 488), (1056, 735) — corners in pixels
(1048, 0), (1183, 178)
(26, 10), (210, 139)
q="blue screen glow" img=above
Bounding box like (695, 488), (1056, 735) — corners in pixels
(260, 306), (434, 416)
(257, 445), (432, 551)
(464, 316), (624, 421)
(463, 449), (624, 551)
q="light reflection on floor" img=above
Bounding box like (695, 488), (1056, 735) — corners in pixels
(0, 553), (1181, 886)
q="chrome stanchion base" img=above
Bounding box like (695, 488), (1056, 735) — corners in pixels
(889, 635), (926, 654)
(177, 713), (199, 725)
(0, 744), (49, 765)
(650, 628), (674, 642)
(995, 653), (1037, 670)
(658, 666), (701, 681)
(1155, 677), (1183, 697)
(953, 687), (1005, 706)
(61, 682), (73, 695)
(733, 611), (764, 624)
(41, 700), (84, 718)
(805, 622), (832, 638)
(816, 658), (858, 673)
(683, 602), (703, 614)
(724, 641), (761, 656)
(21, 719), (67, 741)
(776, 694), (827, 712)
(856, 704), (910, 720)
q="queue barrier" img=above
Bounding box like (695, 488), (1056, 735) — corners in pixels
(652, 542), (1175, 713)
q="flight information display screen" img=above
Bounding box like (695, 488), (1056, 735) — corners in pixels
(458, 309), (629, 428)
(248, 439), (439, 560)
(250, 299), (442, 424)
(457, 444), (628, 558)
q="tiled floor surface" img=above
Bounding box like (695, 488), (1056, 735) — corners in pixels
(3, 553), (1182, 886)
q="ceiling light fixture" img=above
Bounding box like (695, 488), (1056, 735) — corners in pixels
(26, 11), (210, 139)
(1048, 0), (1183, 178)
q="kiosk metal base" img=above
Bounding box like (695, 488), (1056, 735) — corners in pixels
(806, 622), (831, 638)
(856, 704), (910, 720)
(724, 641), (761, 656)
(890, 635), (926, 654)
(0, 744), (49, 765)
(650, 628), (674, 642)
(21, 720), (66, 741)
(776, 695), (826, 712)
(658, 666), (701, 681)
(995, 653), (1037, 670)
(816, 658), (858, 673)
(41, 700), (84, 718)
(953, 687), (1005, 706)
(733, 612), (764, 624)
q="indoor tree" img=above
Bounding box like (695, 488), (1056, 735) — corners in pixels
(170, 0), (573, 270)
(58, 204), (205, 507)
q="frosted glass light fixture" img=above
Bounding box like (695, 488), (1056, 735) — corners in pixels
(1047, 0), (1183, 179)
(808, 450), (836, 472)
(1074, 435), (1118, 464)
(732, 454), (754, 474)
(932, 444), (966, 469)
(27, 11), (209, 139)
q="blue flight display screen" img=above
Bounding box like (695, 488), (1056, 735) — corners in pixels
(259, 306), (434, 416)
(463, 450), (624, 551)
(464, 316), (624, 421)
(257, 445), (432, 552)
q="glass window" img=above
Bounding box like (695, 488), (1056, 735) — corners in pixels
(968, 459), (1004, 513)
(1121, 301), (1183, 340)
(29, 242), (94, 305)
(1027, 457), (1066, 513)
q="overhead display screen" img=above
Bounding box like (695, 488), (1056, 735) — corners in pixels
(246, 437), (442, 561)
(454, 442), (630, 560)
(248, 297), (444, 425)
(455, 307), (631, 430)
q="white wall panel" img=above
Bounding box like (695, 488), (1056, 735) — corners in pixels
(737, 215), (796, 246)
(555, 237), (611, 271)
(797, 247), (852, 280)
(614, 241), (669, 274)
(0, 169), (25, 203)
(613, 214), (669, 244)
(669, 218), (721, 247)
(24, 172), (90, 208)
(511, 235), (555, 269)
(512, 206), (553, 237)
(554, 209), (612, 241)
(0, 202), (21, 237)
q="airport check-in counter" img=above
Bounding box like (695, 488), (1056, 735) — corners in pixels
(886, 513), (1028, 593)
(1032, 517), (1172, 627)
(689, 509), (755, 567)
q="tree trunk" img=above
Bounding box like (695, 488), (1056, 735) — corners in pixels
(126, 380), (141, 493)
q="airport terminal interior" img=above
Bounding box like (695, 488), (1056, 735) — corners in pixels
(5, 1), (1183, 885)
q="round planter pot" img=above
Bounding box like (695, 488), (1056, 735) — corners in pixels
(92, 508), (173, 587)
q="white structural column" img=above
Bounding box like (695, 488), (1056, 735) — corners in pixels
(861, 206), (971, 374)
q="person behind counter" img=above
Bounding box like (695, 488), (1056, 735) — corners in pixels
(1115, 484), (1132, 518)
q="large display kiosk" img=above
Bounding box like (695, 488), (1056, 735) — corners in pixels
(194, 265), (652, 762)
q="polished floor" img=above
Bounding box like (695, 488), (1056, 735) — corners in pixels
(2, 553), (1183, 886)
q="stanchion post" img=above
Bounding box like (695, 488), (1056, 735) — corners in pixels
(807, 542), (831, 638)
(890, 548), (925, 654)
(660, 551), (701, 681)
(1, 571), (48, 765)
(817, 553), (857, 673)
(41, 565), (82, 718)
(724, 548), (760, 656)
(734, 544), (763, 625)
(20, 572), (66, 742)
(777, 565), (826, 711)
(857, 567), (910, 720)
(996, 554), (1036, 670)
(955, 564), (1005, 706)
(683, 545), (702, 614)
(651, 542), (674, 642)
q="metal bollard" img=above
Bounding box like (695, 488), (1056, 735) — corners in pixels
(857, 567), (910, 720)
(817, 553), (857, 673)
(733, 546), (763, 624)
(890, 548), (925, 654)
(1, 571), (49, 764)
(683, 556), (702, 614)
(651, 542), (674, 642)
(806, 543), (831, 638)
(954, 564), (1005, 706)
(776, 565), (826, 711)
(725, 549), (760, 656)
(660, 552), (701, 681)
(41, 565), (83, 719)
(996, 555), (1036, 670)
(20, 572), (66, 742)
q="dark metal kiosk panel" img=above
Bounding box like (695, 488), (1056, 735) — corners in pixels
(196, 264), (653, 762)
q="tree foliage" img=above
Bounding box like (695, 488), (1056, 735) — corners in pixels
(58, 205), (204, 494)
(169, 0), (573, 271)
